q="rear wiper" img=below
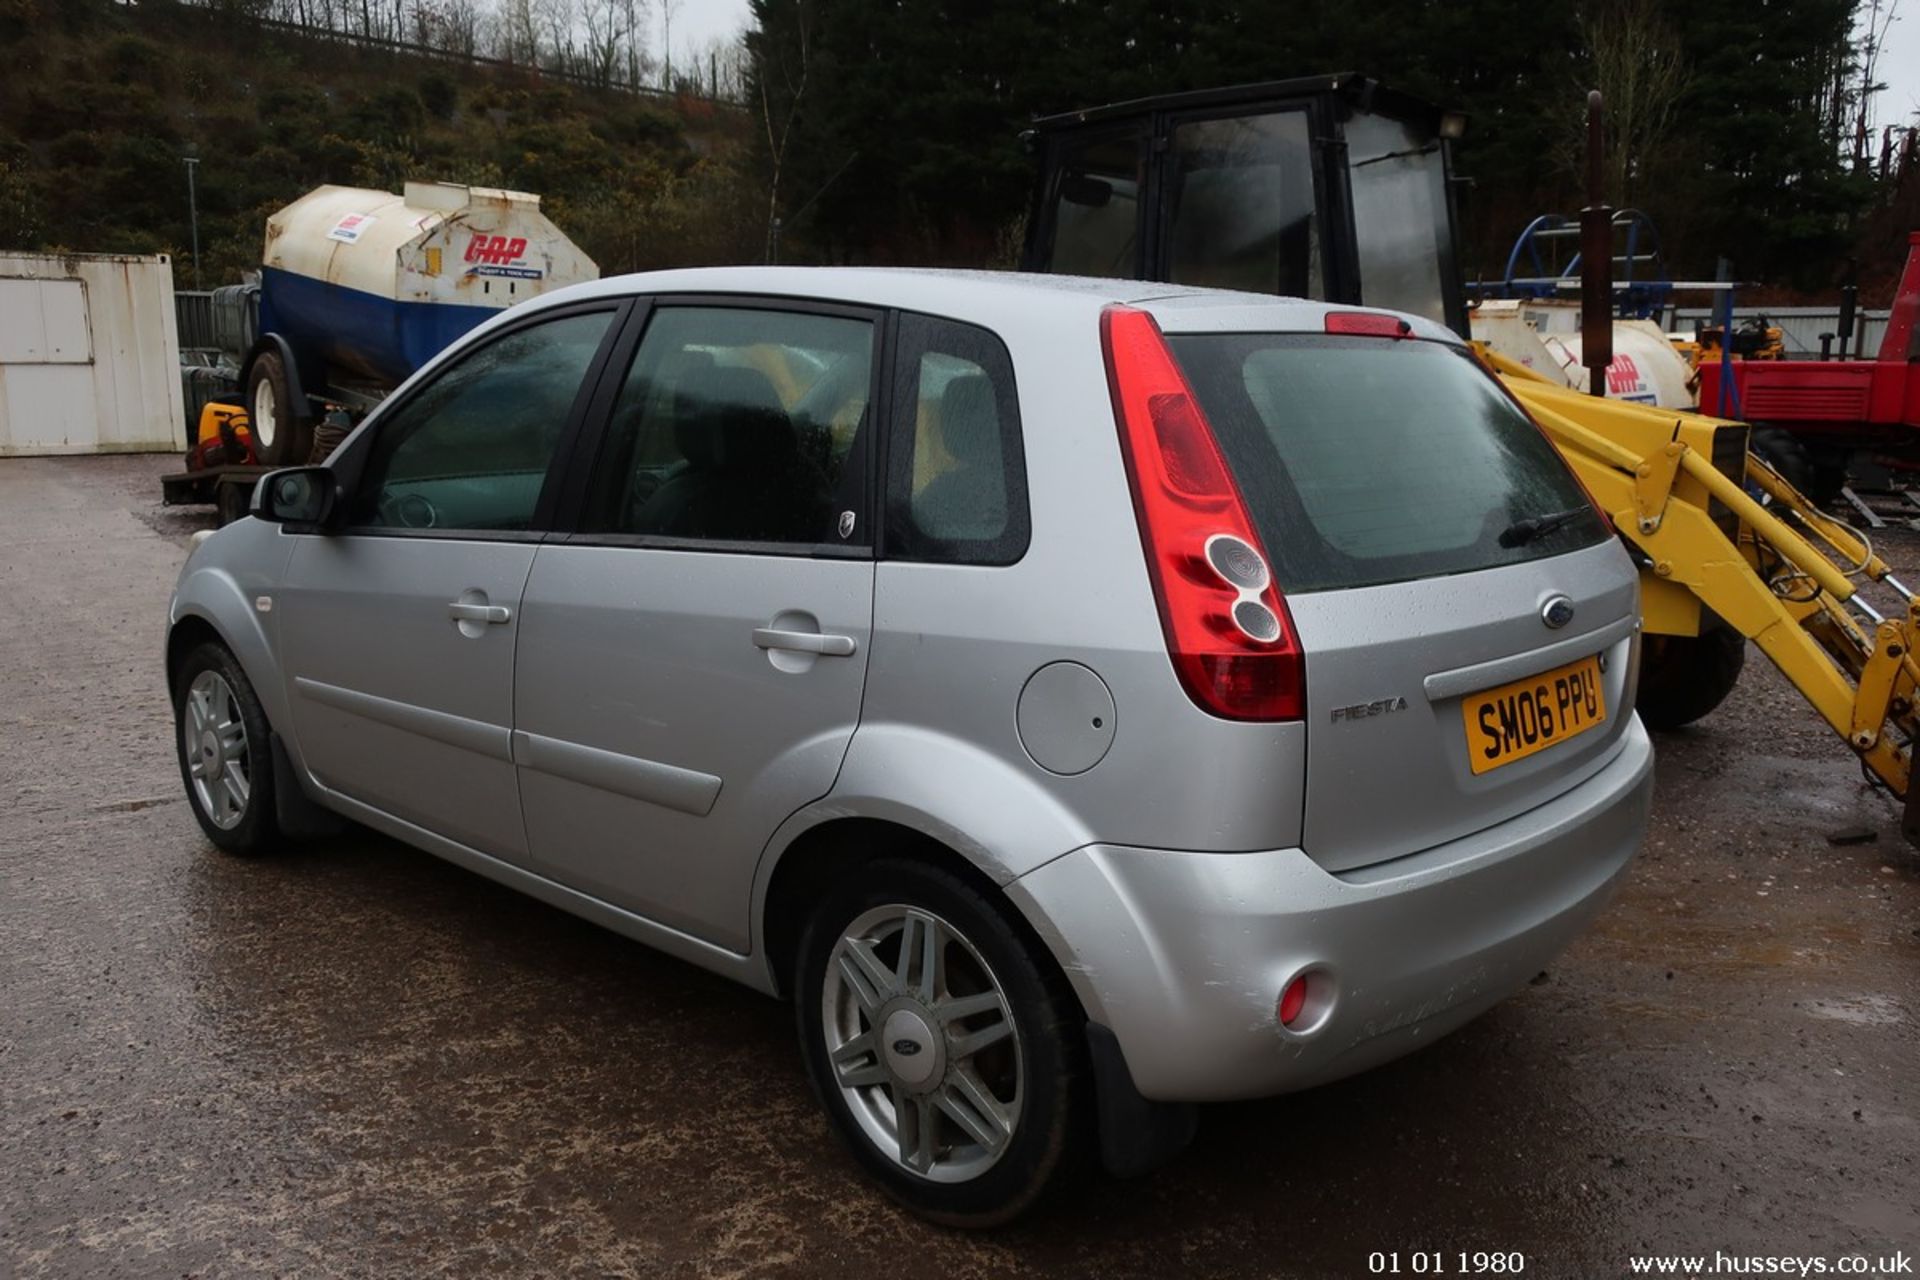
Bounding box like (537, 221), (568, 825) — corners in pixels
(1498, 506), (1589, 548)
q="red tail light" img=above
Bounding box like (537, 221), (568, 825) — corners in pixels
(1100, 306), (1305, 722)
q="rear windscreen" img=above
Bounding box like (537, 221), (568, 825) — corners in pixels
(1165, 333), (1608, 593)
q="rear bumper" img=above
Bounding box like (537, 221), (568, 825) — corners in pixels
(1005, 716), (1654, 1102)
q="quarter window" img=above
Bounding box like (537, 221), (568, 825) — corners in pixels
(586, 306), (876, 547)
(347, 310), (615, 531)
(885, 314), (1029, 565)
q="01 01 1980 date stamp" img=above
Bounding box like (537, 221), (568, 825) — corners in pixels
(1369, 1252), (1527, 1275)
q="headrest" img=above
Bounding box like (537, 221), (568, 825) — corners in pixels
(674, 364), (794, 472)
(938, 373), (999, 468)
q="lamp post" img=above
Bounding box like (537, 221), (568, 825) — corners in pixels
(183, 149), (201, 289)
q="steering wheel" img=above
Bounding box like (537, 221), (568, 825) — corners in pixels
(379, 491), (439, 529)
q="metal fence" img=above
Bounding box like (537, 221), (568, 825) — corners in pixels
(173, 284), (259, 361)
(173, 284), (258, 433)
(174, 290), (220, 355)
(1668, 306), (1892, 359)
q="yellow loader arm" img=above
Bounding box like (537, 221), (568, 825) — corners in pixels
(1480, 347), (1920, 841)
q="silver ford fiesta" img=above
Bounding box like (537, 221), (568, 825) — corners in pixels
(167, 267), (1652, 1225)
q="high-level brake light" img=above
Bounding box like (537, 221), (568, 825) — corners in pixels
(1100, 306), (1305, 722)
(1324, 310), (1413, 338)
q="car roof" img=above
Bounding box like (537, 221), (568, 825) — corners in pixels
(514, 266), (1460, 345)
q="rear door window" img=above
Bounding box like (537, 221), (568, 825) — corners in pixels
(1164, 333), (1607, 592)
(584, 305), (876, 548)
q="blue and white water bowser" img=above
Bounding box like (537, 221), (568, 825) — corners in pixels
(245, 180), (598, 464)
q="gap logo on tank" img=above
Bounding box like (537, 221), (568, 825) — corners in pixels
(464, 234), (545, 280)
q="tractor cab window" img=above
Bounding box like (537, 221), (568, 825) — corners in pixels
(1043, 134), (1145, 279)
(1346, 113), (1451, 326)
(1165, 111), (1321, 299)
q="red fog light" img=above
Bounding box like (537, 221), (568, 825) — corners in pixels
(1279, 974), (1309, 1027)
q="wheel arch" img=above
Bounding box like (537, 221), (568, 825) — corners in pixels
(757, 815), (1009, 1000)
(168, 563), (295, 745)
(750, 726), (1099, 997)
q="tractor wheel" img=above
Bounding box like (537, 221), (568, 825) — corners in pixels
(215, 478), (251, 526)
(1636, 625), (1747, 730)
(1749, 428), (1840, 506)
(246, 352), (312, 467)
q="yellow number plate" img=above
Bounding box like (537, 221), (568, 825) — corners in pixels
(1462, 654), (1607, 775)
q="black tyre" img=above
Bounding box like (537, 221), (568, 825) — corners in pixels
(1808, 452), (1850, 508)
(1636, 625), (1747, 730)
(794, 858), (1089, 1227)
(1750, 427), (1827, 504)
(215, 478), (251, 527)
(246, 351), (312, 467)
(172, 641), (281, 855)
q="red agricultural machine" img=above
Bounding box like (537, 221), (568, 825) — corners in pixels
(1696, 232), (1920, 501)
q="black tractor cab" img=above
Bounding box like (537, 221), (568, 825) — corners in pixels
(1020, 73), (1469, 336)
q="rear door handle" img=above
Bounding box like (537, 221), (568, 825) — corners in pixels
(448, 602), (512, 624)
(753, 627), (857, 657)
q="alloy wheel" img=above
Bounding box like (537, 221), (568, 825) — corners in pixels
(821, 904), (1023, 1183)
(182, 669), (250, 829)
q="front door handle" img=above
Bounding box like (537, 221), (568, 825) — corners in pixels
(753, 627), (857, 657)
(448, 601), (512, 625)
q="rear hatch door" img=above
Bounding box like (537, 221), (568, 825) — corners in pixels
(1165, 324), (1638, 872)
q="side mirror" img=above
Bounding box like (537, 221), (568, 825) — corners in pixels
(254, 467), (337, 528)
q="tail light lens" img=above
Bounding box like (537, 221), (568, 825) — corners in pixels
(1100, 306), (1305, 722)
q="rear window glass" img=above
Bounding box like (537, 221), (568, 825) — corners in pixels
(1165, 333), (1608, 592)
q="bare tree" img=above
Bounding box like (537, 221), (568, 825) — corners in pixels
(1580, 0), (1690, 207)
(536, 0), (578, 72)
(1852, 0), (1903, 165)
(656, 0), (679, 88)
(619, 0), (650, 88)
(580, 0), (632, 85)
(498, 0), (540, 64)
(755, 0), (810, 260)
(439, 0), (480, 56)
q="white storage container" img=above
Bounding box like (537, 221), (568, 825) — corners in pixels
(0, 252), (187, 456)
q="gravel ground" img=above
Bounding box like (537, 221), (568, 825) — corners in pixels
(1, 453), (1914, 1279)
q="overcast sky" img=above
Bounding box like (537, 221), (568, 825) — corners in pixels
(1869, 3), (1920, 132)
(672, 0), (751, 61)
(668, 1), (1920, 142)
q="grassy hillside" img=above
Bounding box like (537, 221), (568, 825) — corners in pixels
(0, 0), (762, 285)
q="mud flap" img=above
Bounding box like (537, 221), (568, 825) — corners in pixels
(271, 731), (346, 840)
(1087, 1022), (1197, 1178)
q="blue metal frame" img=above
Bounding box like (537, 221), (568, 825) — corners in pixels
(1474, 208), (1674, 320)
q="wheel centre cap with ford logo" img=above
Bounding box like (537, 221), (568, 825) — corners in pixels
(880, 1007), (940, 1088)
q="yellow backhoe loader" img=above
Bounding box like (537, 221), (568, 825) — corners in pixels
(1496, 356), (1919, 837)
